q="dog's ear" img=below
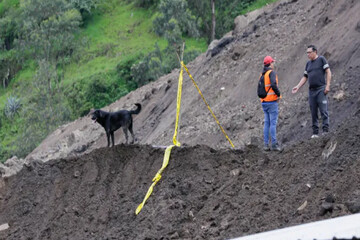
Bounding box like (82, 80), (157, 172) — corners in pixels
(99, 111), (104, 118)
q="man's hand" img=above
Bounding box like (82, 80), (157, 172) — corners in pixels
(292, 86), (299, 94)
(324, 85), (330, 95)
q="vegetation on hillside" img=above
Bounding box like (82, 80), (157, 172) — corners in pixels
(0, 0), (277, 162)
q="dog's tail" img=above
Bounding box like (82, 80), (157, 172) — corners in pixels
(130, 103), (141, 115)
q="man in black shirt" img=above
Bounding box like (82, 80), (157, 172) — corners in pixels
(292, 45), (332, 138)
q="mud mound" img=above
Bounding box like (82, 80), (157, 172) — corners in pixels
(1, 113), (360, 239)
(1, 0), (360, 239)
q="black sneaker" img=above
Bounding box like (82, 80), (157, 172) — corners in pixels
(271, 143), (282, 152)
(263, 145), (270, 151)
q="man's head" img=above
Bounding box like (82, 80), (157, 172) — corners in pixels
(306, 45), (318, 60)
(263, 56), (275, 68)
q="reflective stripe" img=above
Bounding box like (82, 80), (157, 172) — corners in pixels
(304, 71), (308, 75)
(323, 64), (329, 69)
(261, 70), (279, 103)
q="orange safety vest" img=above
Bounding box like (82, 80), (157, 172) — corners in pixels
(261, 70), (280, 102)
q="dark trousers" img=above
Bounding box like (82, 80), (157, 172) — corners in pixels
(309, 87), (329, 134)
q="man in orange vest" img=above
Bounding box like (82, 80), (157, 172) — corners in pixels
(261, 56), (281, 151)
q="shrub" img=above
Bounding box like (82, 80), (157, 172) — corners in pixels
(4, 95), (21, 119)
(65, 71), (130, 117)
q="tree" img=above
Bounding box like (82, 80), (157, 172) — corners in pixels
(0, 12), (21, 88)
(67, 0), (99, 14)
(211, 0), (215, 41)
(15, 0), (82, 63)
(153, 0), (199, 46)
(132, 0), (160, 8)
(187, 0), (258, 42)
(14, 60), (72, 158)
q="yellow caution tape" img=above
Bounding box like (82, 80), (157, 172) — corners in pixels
(135, 144), (175, 215)
(136, 64), (184, 215)
(172, 62), (183, 147)
(181, 62), (235, 148)
(136, 61), (234, 215)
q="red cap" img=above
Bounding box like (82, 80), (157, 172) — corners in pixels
(264, 56), (275, 65)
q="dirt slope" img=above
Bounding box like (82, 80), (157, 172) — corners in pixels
(0, 114), (360, 239)
(1, 0), (360, 239)
(19, 0), (360, 164)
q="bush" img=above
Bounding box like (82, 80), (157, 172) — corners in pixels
(65, 71), (130, 117)
(12, 60), (72, 158)
(153, 0), (199, 39)
(130, 43), (201, 87)
(116, 54), (142, 90)
(132, 0), (160, 8)
(4, 95), (21, 119)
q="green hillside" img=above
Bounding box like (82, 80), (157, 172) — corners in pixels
(0, 0), (277, 162)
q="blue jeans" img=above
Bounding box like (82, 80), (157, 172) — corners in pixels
(262, 102), (278, 146)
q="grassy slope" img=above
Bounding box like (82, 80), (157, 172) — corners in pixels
(63, 1), (207, 85)
(0, 0), (277, 161)
(0, 0), (207, 161)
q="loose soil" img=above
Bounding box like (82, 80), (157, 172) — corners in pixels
(1, 115), (360, 239)
(1, 0), (360, 239)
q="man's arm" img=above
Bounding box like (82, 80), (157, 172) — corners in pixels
(292, 76), (308, 94)
(269, 71), (280, 97)
(324, 68), (331, 94)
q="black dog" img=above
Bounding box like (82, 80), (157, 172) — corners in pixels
(91, 103), (141, 147)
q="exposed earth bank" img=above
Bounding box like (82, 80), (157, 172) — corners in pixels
(1, 0), (360, 239)
(1, 113), (360, 239)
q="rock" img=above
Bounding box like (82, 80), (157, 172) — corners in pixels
(74, 171), (81, 178)
(0, 223), (9, 231)
(207, 39), (220, 52)
(204, 178), (214, 184)
(233, 8), (267, 35)
(325, 194), (335, 203)
(170, 231), (180, 239)
(300, 121), (307, 128)
(345, 201), (360, 213)
(220, 218), (231, 230)
(319, 202), (333, 216)
(0, 156), (25, 178)
(333, 90), (345, 101)
(206, 34), (234, 57)
(189, 210), (195, 220)
(230, 168), (241, 176)
(246, 136), (261, 147)
(297, 200), (308, 212)
(322, 141), (337, 160)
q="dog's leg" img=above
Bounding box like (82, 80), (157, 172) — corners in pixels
(110, 131), (115, 147)
(129, 125), (135, 144)
(122, 128), (129, 144)
(106, 132), (111, 147)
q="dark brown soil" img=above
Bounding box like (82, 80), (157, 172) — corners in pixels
(1, 0), (360, 239)
(1, 114), (360, 239)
